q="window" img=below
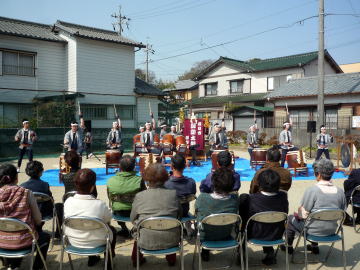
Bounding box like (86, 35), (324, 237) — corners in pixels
(267, 77), (274, 91)
(2, 50), (35, 76)
(116, 105), (134, 120)
(82, 105), (107, 120)
(230, 80), (244, 93)
(204, 83), (217, 96)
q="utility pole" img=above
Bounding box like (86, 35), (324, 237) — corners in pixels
(111, 5), (130, 36)
(144, 43), (154, 82)
(317, 0), (325, 130)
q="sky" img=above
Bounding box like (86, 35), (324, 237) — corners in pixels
(1, 0), (360, 81)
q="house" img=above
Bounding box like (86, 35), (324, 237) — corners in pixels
(0, 16), (164, 129)
(191, 51), (342, 131)
(163, 79), (198, 101)
(266, 72), (360, 132)
(340, 63), (360, 73)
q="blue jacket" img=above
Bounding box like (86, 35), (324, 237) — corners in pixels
(200, 171), (241, 193)
(164, 175), (196, 215)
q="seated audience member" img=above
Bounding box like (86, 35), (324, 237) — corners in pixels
(21, 160), (53, 218)
(64, 169), (116, 267)
(130, 164), (182, 267)
(249, 146), (292, 194)
(195, 167), (239, 262)
(343, 156), (360, 224)
(239, 169), (288, 266)
(200, 151), (240, 193)
(164, 154), (196, 216)
(0, 163), (50, 270)
(282, 159), (346, 254)
(107, 155), (146, 237)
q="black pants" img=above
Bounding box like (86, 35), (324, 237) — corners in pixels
(315, 149), (330, 160)
(248, 148), (253, 163)
(18, 147), (33, 168)
(85, 143), (92, 158)
(280, 147), (299, 167)
(5, 231), (50, 269)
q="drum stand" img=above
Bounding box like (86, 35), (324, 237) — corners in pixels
(335, 137), (358, 175)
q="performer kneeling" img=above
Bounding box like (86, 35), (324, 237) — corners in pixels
(315, 125), (333, 160)
(106, 117), (123, 156)
(15, 119), (38, 173)
(279, 119), (298, 167)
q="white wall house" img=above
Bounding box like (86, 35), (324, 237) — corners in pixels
(0, 16), (164, 129)
(191, 51), (342, 131)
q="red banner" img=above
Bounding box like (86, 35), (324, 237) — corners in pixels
(183, 119), (204, 150)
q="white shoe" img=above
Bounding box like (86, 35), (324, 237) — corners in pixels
(89, 153), (94, 158)
(17, 168), (20, 173)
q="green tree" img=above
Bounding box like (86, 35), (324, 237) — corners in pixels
(178, 59), (214, 80)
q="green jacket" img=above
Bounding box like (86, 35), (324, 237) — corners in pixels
(107, 171), (145, 211)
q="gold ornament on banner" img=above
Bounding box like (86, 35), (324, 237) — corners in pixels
(204, 113), (210, 128)
(179, 108), (185, 124)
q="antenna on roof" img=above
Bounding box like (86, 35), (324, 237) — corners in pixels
(111, 5), (130, 36)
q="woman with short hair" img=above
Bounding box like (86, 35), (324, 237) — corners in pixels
(0, 163), (50, 270)
(130, 163), (182, 267)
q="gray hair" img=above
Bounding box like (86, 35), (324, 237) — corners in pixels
(312, 159), (334, 180)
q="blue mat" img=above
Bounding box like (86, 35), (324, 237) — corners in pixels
(41, 158), (347, 187)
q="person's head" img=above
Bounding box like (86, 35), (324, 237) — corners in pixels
(71, 122), (78, 132)
(145, 122), (151, 131)
(171, 125), (176, 133)
(214, 123), (221, 133)
(212, 167), (234, 195)
(171, 154), (186, 172)
(217, 151), (232, 168)
(249, 125), (256, 133)
(267, 145), (281, 162)
(64, 150), (80, 170)
(258, 169), (280, 193)
(25, 161), (44, 179)
(112, 121), (119, 129)
(283, 122), (290, 130)
(22, 119), (30, 129)
(313, 159), (334, 181)
(139, 126), (145, 133)
(120, 155), (136, 172)
(160, 124), (167, 130)
(320, 125), (326, 134)
(0, 163), (18, 187)
(142, 163), (169, 188)
(74, 168), (96, 194)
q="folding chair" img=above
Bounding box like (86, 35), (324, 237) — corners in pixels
(108, 191), (136, 224)
(33, 192), (59, 251)
(349, 185), (360, 233)
(59, 216), (114, 270)
(244, 211), (289, 270)
(193, 213), (243, 270)
(179, 194), (196, 239)
(0, 217), (48, 270)
(292, 209), (346, 270)
(135, 216), (184, 270)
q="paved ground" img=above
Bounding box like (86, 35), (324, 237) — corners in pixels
(1, 150), (359, 270)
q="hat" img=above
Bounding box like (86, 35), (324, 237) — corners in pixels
(139, 125), (144, 129)
(22, 119), (29, 124)
(71, 122), (78, 126)
(112, 121), (118, 125)
(171, 125), (176, 128)
(160, 123), (167, 128)
(283, 122), (290, 126)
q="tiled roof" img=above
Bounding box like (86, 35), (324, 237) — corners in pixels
(196, 50), (342, 79)
(0, 16), (65, 42)
(135, 78), (166, 96)
(189, 93), (267, 106)
(55, 20), (145, 47)
(267, 72), (360, 99)
(164, 80), (198, 92)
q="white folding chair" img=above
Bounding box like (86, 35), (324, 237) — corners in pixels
(193, 213), (243, 270)
(292, 208), (346, 270)
(0, 217), (48, 270)
(59, 216), (114, 270)
(135, 216), (184, 270)
(244, 211), (289, 270)
(349, 185), (360, 233)
(33, 192), (59, 251)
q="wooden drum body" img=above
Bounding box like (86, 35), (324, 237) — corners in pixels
(251, 149), (267, 168)
(105, 150), (122, 175)
(286, 150), (308, 176)
(133, 134), (142, 156)
(59, 153), (82, 182)
(138, 153), (161, 175)
(175, 135), (187, 154)
(162, 134), (175, 155)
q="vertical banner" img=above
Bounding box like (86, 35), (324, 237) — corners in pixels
(183, 119), (204, 150)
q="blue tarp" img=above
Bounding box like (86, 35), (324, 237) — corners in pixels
(41, 158), (347, 187)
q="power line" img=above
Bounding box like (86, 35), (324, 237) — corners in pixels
(111, 5), (131, 36)
(127, 0), (187, 17)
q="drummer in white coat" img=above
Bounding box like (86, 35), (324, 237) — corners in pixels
(246, 123), (259, 164)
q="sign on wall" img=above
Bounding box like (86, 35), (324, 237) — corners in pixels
(352, 116), (360, 128)
(183, 119), (204, 150)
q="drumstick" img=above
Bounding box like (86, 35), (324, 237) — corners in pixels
(223, 106), (225, 119)
(285, 103), (289, 115)
(78, 101), (81, 115)
(148, 102), (152, 115)
(113, 104), (118, 118)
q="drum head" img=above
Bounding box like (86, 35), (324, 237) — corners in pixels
(341, 143), (351, 168)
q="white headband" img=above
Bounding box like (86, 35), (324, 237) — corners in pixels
(71, 123), (78, 126)
(22, 121), (29, 124)
(145, 122), (151, 126)
(160, 124), (167, 128)
(171, 125), (176, 128)
(139, 126), (144, 129)
(113, 121), (118, 125)
(283, 122), (290, 126)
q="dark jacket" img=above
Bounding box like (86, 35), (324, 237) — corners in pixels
(344, 168), (360, 204)
(250, 162), (292, 193)
(20, 178), (53, 218)
(247, 192), (289, 241)
(200, 171), (240, 193)
(164, 175), (196, 215)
